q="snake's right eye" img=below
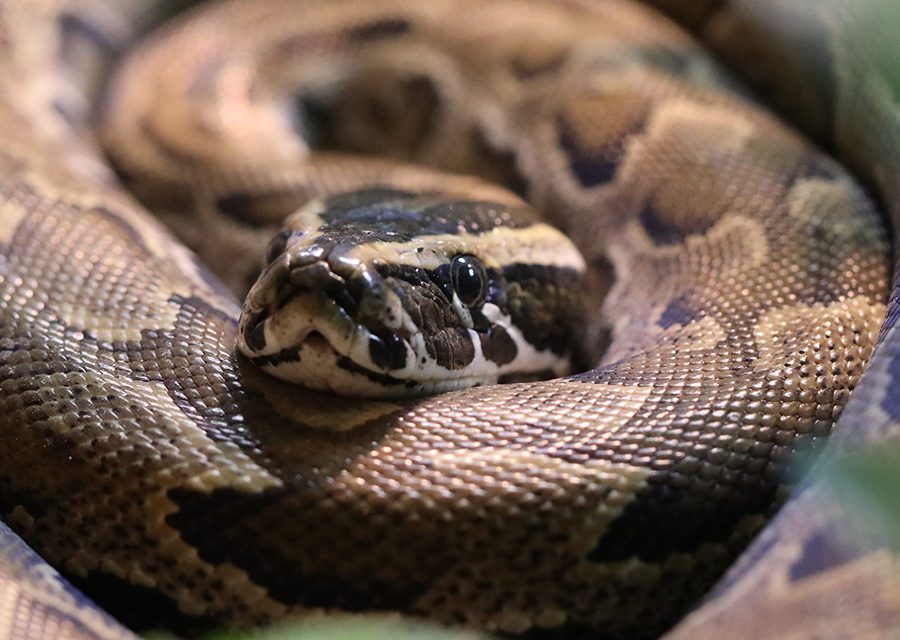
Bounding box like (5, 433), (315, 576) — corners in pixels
(451, 254), (488, 307)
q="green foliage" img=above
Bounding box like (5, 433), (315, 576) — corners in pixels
(818, 444), (900, 551)
(190, 617), (491, 640)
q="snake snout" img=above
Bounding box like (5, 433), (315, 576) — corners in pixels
(238, 239), (422, 396)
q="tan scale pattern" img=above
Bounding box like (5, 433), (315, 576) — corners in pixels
(0, 521), (134, 640)
(0, 0), (895, 639)
(640, 0), (900, 637)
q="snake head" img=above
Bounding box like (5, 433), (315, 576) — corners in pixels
(238, 188), (586, 397)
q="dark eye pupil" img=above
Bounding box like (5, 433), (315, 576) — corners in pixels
(451, 255), (487, 307)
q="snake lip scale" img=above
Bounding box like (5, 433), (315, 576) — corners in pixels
(0, 0), (898, 639)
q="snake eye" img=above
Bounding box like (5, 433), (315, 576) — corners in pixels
(451, 255), (488, 307)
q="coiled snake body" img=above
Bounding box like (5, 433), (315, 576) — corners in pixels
(0, 0), (898, 638)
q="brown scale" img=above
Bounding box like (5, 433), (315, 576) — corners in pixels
(0, 1), (893, 640)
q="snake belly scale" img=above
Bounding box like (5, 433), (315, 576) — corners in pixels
(0, 0), (896, 639)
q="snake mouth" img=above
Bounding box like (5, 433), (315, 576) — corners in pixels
(243, 312), (483, 397)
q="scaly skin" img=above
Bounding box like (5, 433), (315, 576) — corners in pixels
(0, 1), (896, 639)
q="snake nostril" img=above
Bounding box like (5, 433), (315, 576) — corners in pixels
(329, 288), (359, 317)
(286, 258), (367, 317)
(346, 274), (368, 303)
(242, 312), (268, 352)
(264, 229), (292, 265)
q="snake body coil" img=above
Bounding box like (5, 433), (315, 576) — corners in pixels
(0, 0), (898, 639)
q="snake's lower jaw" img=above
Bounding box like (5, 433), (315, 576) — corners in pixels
(256, 328), (391, 397)
(241, 320), (489, 398)
(239, 307), (536, 398)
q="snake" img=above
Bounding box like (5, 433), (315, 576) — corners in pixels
(0, 0), (899, 639)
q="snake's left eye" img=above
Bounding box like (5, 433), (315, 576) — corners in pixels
(451, 255), (488, 307)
